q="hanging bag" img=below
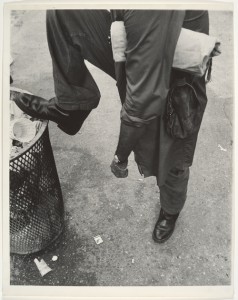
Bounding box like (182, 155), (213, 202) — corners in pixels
(165, 77), (204, 139)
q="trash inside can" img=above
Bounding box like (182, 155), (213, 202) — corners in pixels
(10, 90), (64, 254)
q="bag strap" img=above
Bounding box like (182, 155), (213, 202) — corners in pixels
(205, 58), (212, 83)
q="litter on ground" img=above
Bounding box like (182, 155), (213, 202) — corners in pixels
(218, 144), (227, 152)
(34, 258), (52, 277)
(94, 235), (103, 245)
(52, 256), (58, 261)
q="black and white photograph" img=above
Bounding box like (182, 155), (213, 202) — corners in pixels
(2, 1), (237, 299)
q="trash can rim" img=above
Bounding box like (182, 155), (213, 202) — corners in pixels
(10, 120), (48, 162)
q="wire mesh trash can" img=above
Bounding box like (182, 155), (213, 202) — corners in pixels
(10, 120), (64, 254)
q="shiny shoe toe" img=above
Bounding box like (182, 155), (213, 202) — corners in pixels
(152, 209), (179, 243)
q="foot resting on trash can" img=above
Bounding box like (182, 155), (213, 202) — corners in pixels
(11, 91), (91, 135)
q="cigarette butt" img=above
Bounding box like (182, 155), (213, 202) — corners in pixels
(34, 258), (52, 277)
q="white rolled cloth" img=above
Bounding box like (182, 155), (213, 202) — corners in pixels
(110, 21), (221, 77)
(173, 28), (221, 76)
(110, 21), (127, 62)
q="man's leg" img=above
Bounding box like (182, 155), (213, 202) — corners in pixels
(152, 11), (209, 243)
(46, 9), (115, 112)
(160, 167), (190, 215)
(13, 10), (115, 135)
(153, 167), (189, 243)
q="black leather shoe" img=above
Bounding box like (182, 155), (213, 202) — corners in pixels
(152, 208), (179, 243)
(11, 91), (91, 135)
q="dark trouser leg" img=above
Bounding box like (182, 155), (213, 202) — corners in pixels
(159, 167), (190, 215)
(114, 62), (127, 104)
(152, 11), (209, 243)
(13, 11), (115, 135)
(153, 167), (189, 243)
(45, 10), (115, 134)
(46, 9), (115, 111)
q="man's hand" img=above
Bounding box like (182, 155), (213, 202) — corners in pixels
(110, 155), (128, 178)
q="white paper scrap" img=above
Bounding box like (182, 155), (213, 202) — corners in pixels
(52, 256), (58, 261)
(94, 235), (103, 245)
(34, 258), (52, 277)
(218, 144), (227, 152)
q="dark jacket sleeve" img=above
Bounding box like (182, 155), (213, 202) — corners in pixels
(110, 10), (124, 21)
(120, 10), (185, 127)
